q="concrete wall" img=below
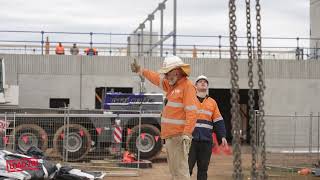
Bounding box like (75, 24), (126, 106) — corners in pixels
(1, 54), (320, 116)
(1, 54), (320, 151)
(310, 0), (320, 58)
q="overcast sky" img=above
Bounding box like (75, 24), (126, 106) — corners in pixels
(0, 0), (310, 48)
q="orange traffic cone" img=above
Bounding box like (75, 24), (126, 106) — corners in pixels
(298, 168), (311, 175)
(122, 151), (136, 163)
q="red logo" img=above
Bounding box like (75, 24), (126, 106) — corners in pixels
(0, 119), (9, 132)
(6, 158), (39, 172)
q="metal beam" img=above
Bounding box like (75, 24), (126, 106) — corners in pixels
(148, 14), (154, 56)
(133, 0), (168, 34)
(173, 0), (177, 55)
(159, 3), (165, 57)
(147, 31), (174, 51)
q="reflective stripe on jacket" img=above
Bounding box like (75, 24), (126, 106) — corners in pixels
(192, 96), (226, 142)
(142, 69), (198, 139)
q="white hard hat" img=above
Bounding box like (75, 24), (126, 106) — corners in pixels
(195, 75), (209, 84)
(158, 56), (190, 76)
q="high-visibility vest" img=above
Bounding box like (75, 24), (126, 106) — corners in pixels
(192, 96), (226, 142)
(142, 69), (198, 139)
(85, 48), (97, 56)
(55, 45), (65, 55)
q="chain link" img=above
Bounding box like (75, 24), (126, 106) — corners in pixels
(255, 0), (267, 179)
(229, 0), (243, 179)
(245, 0), (258, 179)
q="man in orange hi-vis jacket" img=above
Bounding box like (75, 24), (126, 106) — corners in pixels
(131, 56), (198, 180)
(189, 75), (228, 180)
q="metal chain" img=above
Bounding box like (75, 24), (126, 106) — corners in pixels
(245, 0), (258, 179)
(228, 0), (243, 179)
(255, 0), (267, 179)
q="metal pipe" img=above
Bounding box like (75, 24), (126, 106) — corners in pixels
(149, 21), (152, 56)
(90, 32), (93, 49)
(141, 29), (144, 56)
(318, 112), (320, 162)
(310, 112), (313, 156)
(66, 105), (70, 162)
(109, 32), (112, 56)
(218, 35), (222, 59)
(127, 36), (131, 56)
(139, 23), (145, 56)
(63, 108), (67, 161)
(133, 0), (168, 33)
(293, 112), (297, 157)
(148, 14), (154, 56)
(159, 3), (165, 57)
(41, 31), (44, 55)
(296, 37), (300, 60)
(80, 57), (82, 109)
(173, 0), (177, 55)
(137, 33), (141, 56)
(316, 41), (319, 59)
(149, 31), (174, 51)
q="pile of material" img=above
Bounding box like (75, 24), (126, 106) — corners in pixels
(0, 147), (105, 180)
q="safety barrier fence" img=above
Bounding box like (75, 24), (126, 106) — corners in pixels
(0, 109), (320, 177)
(255, 113), (320, 178)
(0, 30), (319, 60)
(0, 110), (163, 176)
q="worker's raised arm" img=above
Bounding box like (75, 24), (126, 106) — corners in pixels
(131, 59), (169, 92)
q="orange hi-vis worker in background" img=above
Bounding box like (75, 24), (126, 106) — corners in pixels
(55, 42), (65, 55)
(84, 48), (98, 56)
(131, 56), (198, 180)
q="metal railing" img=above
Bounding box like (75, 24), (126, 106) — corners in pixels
(256, 112), (320, 171)
(0, 30), (319, 60)
(0, 108), (163, 176)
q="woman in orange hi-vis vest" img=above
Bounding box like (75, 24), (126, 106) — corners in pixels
(131, 56), (198, 180)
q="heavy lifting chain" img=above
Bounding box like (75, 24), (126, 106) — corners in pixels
(228, 0), (243, 179)
(255, 0), (267, 179)
(245, 0), (258, 179)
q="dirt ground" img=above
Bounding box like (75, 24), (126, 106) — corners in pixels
(104, 147), (319, 180)
(106, 152), (237, 180)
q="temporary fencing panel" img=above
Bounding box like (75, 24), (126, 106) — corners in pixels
(0, 109), (162, 176)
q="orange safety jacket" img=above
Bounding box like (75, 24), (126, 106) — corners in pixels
(85, 48), (97, 56)
(193, 96), (226, 142)
(55, 45), (65, 55)
(142, 69), (198, 139)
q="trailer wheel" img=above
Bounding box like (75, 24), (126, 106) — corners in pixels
(53, 124), (91, 161)
(9, 124), (48, 153)
(126, 124), (162, 160)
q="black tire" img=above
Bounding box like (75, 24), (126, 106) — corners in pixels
(126, 124), (162, 160)
(53, 124), (91, 161)
(9, 124), (48, 153)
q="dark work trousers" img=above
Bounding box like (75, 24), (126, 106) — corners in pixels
(188, 140), (213, 180)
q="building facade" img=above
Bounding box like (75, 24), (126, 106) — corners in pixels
(1, 54), (320, 151)
(310, 0), (320, 59)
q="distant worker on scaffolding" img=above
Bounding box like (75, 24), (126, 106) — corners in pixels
(55, 42), (65, 55)
(84, 47), (98, 56)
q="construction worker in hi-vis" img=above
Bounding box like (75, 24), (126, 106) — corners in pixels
(131, 56), (197, 180)
(189, 75), (228, 180)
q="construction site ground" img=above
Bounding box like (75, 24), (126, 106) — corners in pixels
(83, 146), (319, 180)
